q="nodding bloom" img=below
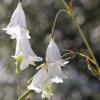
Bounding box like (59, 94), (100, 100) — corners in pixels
(3, 1), (30, 39)
(14, 27), (43, 70)
(46, 38), (69, 83)
(27, 64), (53, 99)
(27, 37), (68, 99)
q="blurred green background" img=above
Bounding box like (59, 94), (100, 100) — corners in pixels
(0, 0), (100, 100)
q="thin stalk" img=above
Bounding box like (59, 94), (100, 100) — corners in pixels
(73, 17), (99, 69)
(51, 10), (69, 38)
(18, 90), (33, 100)
(60, 0), (100, 70)
(60, 0), (69, 11)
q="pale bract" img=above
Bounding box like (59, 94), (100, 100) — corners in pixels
(3, 1), (30, 39)
(46, 38), (69, 83)
(14, 27), (43, 70)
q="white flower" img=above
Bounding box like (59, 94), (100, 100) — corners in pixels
(3, 1), (30, 39)
(14, 27), (43, 70)
(46, 38), (69, 83)
(27, 66), (48, 93)
(27, 64), (53, 99)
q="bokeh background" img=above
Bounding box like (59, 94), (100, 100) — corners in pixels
(0, 0), (100, 100)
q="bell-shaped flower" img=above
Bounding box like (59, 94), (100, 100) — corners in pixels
(46, 38), (69, 83)
(27, 67), (48, 93)
(27, 64), (53, 99)
(14, 27), (43, 71)
(47, 63), (63, 83)
(3, 1), (30, 39)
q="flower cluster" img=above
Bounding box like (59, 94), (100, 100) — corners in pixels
(3, 1), (43, 72)
(3, 1), (68, 99)
(27, 38), (68, 98)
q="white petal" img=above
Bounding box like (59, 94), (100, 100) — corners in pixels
(3, 27), (17, 39)
(3, 26), (30, 39)
(14, 28), (34, 56)
(14, 28), (42, 70)
(46, 38), (61, 63)
(48, 63), (63, 83)
(20, 57), (35, 70)
(15, 28), (33, 54)
(51, 76), (63, 83)
(20, 55), (43, 70)
(8, 2), (26, 28)
(28, 84), (41, 93)
(30, 56), (43, 62)
(3, 2), (30, 39)
(63, 61), (69, 65)
(57, 60), (69, 66)
(27, 68), (48, 92)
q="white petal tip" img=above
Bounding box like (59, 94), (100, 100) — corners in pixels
(27, 85), (41, 93)
(2, 28), (6, 31)
(51, 77), (63, 83)
(33, 56), (43, 62)
(11, 56), (16, 58)
(20, 65), (28, 70)
(64, 61), (69, 65)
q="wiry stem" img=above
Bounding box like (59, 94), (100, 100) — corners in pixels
(72, 16), (100, 70)
(51, 10), (70, 38)
(18, 90), (33, 100)
(60, 0), (100, 71)
(60, 0), (69, 11)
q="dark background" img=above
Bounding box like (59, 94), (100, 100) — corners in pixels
(0, 0), (100, 100)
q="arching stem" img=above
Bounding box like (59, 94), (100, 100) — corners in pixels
(60, 0), (100, 71)
(51, 9), (70, 38)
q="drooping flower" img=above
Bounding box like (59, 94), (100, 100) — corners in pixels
(14, 27), (42, 71)
(27, 37), (68, 99)
(27, 64), (53, 99)
(3, 1), (30, 39)
(27, 67), (48, 93)
(46, 38), (69, 83)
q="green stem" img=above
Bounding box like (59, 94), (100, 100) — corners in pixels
(18, 90), (33, 100)
(72, 16), (99, 69)
(51, 9), (70, 38)
(60, 0), (69, 10)
(60, 0), (100, 70)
